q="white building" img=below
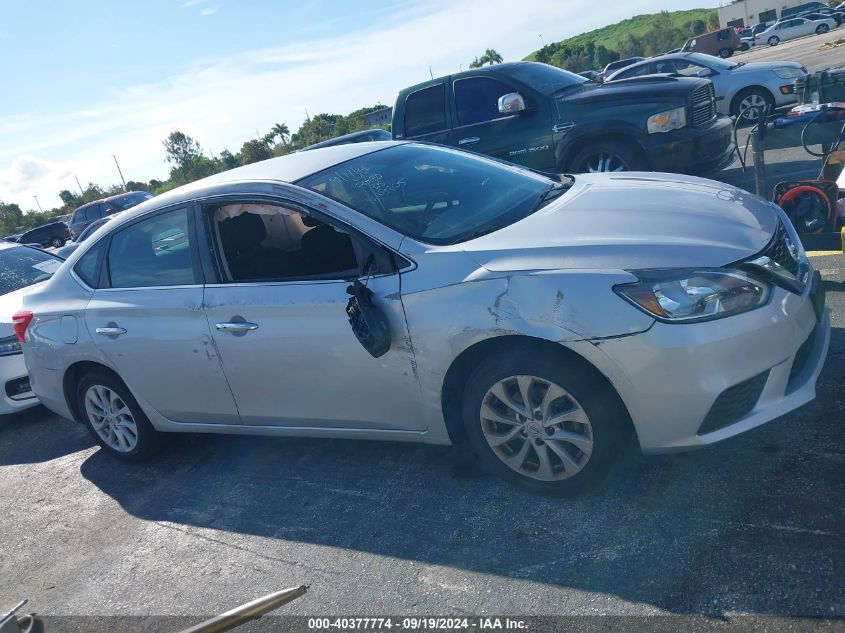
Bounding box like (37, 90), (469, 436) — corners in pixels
(718, 0), (815, 28)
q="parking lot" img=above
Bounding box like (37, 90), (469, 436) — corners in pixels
(0, 250), (842, 626)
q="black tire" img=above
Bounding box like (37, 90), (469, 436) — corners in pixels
(732, 87), (775, 123)
(739, 42), (750, 52)
(568, 139), (647, 173)
(816, 24), (830, 35)
(718, 47), (733, 58)
(76, 371), (161, 461)
(460, 347), (629, 496)
(50, 237), (65, 248)
(768, 36), (780, 46)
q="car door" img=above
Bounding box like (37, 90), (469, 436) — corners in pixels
(450, 75), (553, 170)
(84, 204), (240, 424)
(199, 197), (426, 431)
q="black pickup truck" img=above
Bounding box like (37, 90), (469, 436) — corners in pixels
(392, 62), (735, 174)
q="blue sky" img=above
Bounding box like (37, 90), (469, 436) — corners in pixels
(0, 0), (717, 210)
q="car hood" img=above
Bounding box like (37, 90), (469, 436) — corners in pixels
(561, 75), (704, 106)
(732, 60), (804, 72)
(458, 173), (778, 271)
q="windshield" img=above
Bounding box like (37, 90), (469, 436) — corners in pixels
(0, 246), (63, 295)
(76, 217), (110, 242)
(683, 52), (738, 70)
(297, 144), (556, 245)
(506, 63), (588, 95)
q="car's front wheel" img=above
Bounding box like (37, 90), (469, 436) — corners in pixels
(77, 371), (161, 460)
(816, 24), (830, 35)
(569, 140), (646, 173)
(461, 348), (628, 495)
(733, 88), (774, 122)
(768, 35), (780, 46)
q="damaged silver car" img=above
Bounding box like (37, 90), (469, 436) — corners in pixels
(17, 142), (830, 494)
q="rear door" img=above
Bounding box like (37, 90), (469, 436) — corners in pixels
(84, 204), (240, 424)
(450, 75), (553, 170)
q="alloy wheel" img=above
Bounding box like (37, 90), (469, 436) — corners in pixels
(580, 152), (628, 173)
(84, 384), (139, 453)
(817, 24), (829, 34)
(51, 238), (63, 248)
(479, 375), (594, 481)
(739, 93), (768, 120)
(768, 36), (779, 46)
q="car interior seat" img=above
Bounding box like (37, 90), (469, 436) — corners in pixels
(218, 212), (303, 280)
(299, 215), (358, 274)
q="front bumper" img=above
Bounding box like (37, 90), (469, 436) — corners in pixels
(0, 353), (39, 415)
(641, 115), (735, 174)
(574, 281), (830, 453)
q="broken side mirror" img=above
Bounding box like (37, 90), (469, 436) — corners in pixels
(498, 92), (526, 115)
(346, 279), (391, 358)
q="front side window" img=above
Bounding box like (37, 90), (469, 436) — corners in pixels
(0, 246), (62, 295)
(454, 77), (515, 126)
(106, 208), (195, 288)
(209, 203), (360, 283)
(618, 63), (653, 78)
(404, 84), (446, 137)
(297, 143), (555, 246)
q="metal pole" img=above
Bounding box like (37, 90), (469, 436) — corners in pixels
(33, 196), (43, 212)
(74, 175), (85, 196)
(751, 125), (766, 197)
(112, 155), (127, 191)
(177, 585), (308, 633)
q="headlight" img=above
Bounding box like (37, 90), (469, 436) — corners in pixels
(647, 106), (687, 134)
(774, 66), (805, 79)
(614, 270), (770, 322)
(0, 335), (22, 357)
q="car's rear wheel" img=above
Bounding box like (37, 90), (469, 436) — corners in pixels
(768, 36), (780, 46)
(739, 41), (751, 51)
(733, 88), (774, 123)
(461, 348), (627, 495)
(569, 140), (646, 173)
(50, 237), (65, 248)
(718, 47), (734, 58)
(77, 372), (160, 461)
(816, 24), (830, 34)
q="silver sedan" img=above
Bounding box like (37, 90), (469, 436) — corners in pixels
(607, 52), (807, 122)
(17, 142), (830, 494)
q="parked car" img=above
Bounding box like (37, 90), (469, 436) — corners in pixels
(758, 17), (836, 46)
(17, 221), (71, 249)
(601, 57), (644, 79)
(781, 1), (828, 19)
(801, 10), (845, 26)
(302, 128), (391, 151)
(0, 243), (63, 414)
(391, 62), (735, 175)
(681, 28), (741, 58)
(577, 70), (601, 81)
(3, 235), (21, 243)
(606, 52), (807, 122)
(68, 190), (152, 239)
(55, 215), (116, 258)
(18, 142), (829, 494)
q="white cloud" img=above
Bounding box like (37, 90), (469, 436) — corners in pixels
(0, 0), (713, 210)
(200, 4), (220, 16)
(179, 0), (205, 8)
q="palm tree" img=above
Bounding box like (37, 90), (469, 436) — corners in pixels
(469, 56), (483, 69)
(483, 48), (503, 65)
(271, 123), (290, 146)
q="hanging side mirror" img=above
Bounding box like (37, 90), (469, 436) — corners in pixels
(345, 279), (391, 358)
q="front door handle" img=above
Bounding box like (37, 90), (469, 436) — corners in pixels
(95, 326), (127, 337)
(458, 136), (480, 145)
(216, 322), (259, 333)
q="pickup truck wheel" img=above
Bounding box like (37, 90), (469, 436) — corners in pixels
(570, 141), (645, 173)
(767, 36), (780, 46)
(733, 88), (774, 123)
(718, 47), (733, 58)
(816, 24), (830, 35)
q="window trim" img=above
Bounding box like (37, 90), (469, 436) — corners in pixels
(195, 193), (409, 286)
(403, 83), (448, 138)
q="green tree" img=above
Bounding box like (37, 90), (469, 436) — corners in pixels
(483, 48), (503, 65)
(270, 122), (290, 146)
(237, 139), (273, 165)
(469, 56), (483, 69)
(0, 202), (24, 235)
(163, 130), (203, 181)
(707, 11), (720, 31)
(218, 149), (239, 170)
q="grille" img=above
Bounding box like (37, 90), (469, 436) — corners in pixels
(690, 83), (716, 127)
(698, 370), (769, 435)
(788, 330), (816, 387)
(762, 224), (800, 276)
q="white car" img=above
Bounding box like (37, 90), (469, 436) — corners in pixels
(0, 243), (63, 414)
(607, 52), (808, 122)
(757, 16), (836, 46)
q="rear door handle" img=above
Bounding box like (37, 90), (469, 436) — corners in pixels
(458, 137), (480, 145)
(95, 326), (126, 337)
(216, 322), (259, 333)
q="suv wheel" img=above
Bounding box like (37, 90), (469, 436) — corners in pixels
(768, 36), (780, 46)
(461, 348), (627, 495)
(718, 47), (733, 58)
(77, 371), (161, 461)
(50, 237), (65, 248)
(816, 24), (830, 34)
(570, 140), (645, 173)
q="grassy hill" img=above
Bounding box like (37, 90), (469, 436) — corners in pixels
(524, 8), (716, 61)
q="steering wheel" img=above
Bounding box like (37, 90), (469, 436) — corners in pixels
(424, 191), (455, 215)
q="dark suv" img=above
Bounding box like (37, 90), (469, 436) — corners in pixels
(392, 62), (734, 175)
(68, 190), (152, 239)
(18, 221), (71, 248)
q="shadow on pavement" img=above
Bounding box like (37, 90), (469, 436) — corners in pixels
(75, 326), (845, 617)
(0, 406), (93, 465)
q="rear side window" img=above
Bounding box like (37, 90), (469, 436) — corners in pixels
(74, 240), (106, 288)
(454, 77), (514, 126)
(106, 208), (196, 289)
(404, 84), (446, 137)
